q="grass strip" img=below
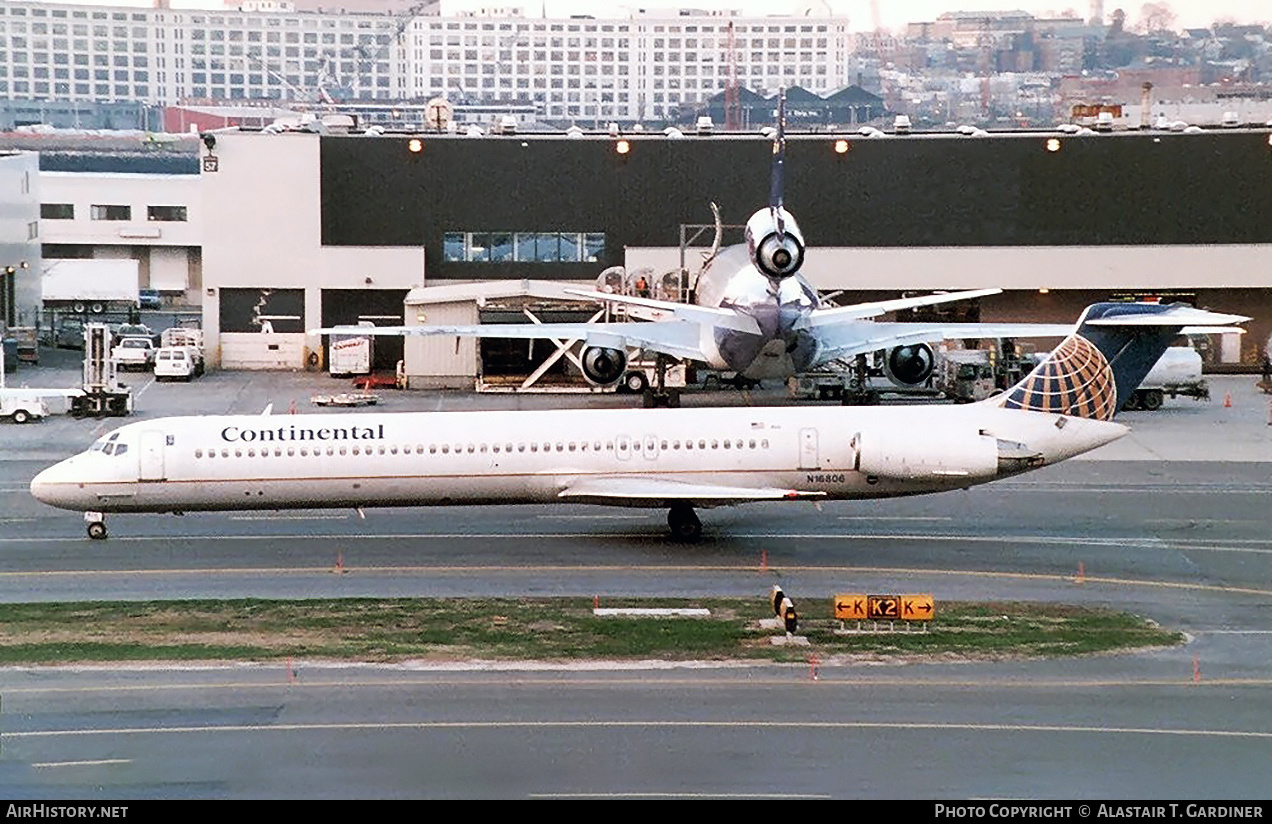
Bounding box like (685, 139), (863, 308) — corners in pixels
(0, 598), (1182, 664)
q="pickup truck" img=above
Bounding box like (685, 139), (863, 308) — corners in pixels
(111, 336), (156, 371)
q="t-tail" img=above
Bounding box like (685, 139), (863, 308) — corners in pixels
(997, 302), (1249, 420)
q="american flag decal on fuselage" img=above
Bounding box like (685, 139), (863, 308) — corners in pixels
(998, 334), (1118, 421)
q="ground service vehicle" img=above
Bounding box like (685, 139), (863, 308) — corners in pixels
(935, 350), (998, 403)
(0, 394), (47, 424)
(153, 346), (203, 381)
(1123, 346), (1208, 410)
(329, 328), (373, 378)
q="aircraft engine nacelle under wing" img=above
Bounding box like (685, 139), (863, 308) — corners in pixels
(882, 342), (936, 388)
(745, 207), (805, 280)
(853, 428), (999, 481)
(580, 346), (628, 386)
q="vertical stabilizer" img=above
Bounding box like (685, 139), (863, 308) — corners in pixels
(998, 302), (1248, 420)
(769, 88), (787, 235)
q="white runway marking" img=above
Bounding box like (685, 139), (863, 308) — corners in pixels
(1191, 630), (1272, 635)
(32, 758), (132, 768)
(229, 515), (351, 521)
(837, 516), (954, 521)
(538, 514), (647, 520)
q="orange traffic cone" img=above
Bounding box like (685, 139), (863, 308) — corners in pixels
(1223, 391), (1232, 408)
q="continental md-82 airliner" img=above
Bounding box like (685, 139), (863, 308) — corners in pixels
(31, 302), (1245, 542)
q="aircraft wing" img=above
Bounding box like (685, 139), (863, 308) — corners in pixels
(812, 321), (1076, 363)
(559, 476), (825, 508)
(562, 288), (758, 331)
(810, 288), (1003, 322)
(310, 319), (727, 364)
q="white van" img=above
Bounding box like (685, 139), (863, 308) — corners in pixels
(153, 346), (204, 381)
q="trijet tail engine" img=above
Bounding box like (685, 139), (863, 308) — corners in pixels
(745, 207), (805, 280)
(581, 346), (628, 386)
(882, 342), (936, 388)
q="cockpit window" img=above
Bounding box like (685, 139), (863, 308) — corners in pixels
(93, 432), (128, 456)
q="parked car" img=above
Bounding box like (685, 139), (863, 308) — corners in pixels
(112, 336), (156, 370)
(114, 323), (159, 346)
(54, 319), (85, 350)
(138, 288), (162, 310)
(153, 345), (204, 381)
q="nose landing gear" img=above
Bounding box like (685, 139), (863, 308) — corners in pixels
(85, 512), (107, 540)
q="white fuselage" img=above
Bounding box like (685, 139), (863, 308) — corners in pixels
(30, 403), (1125, 516)
(692, 243), (821, 379)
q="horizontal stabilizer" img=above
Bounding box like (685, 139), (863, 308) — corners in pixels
(1084, 306), (1250, 327)
(815, 321), (1074, 363)
(999, 302), (1249, 421)
(560, 476), (825, 508)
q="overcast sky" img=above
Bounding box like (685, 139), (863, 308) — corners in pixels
(48, 1), (1272, 32)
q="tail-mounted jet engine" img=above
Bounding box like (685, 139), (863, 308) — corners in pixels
(882, 342), (936, 388)
(745, 207), (805, 280)
(581, 346), (628, 386)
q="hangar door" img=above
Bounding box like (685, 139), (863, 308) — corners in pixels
(320, 289), (408, 372)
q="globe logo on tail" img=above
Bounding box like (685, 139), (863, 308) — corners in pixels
(999, 334), (1119, 421)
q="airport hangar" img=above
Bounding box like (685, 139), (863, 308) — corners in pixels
(56, 125), (1272, 383)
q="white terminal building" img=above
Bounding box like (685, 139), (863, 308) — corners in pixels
(0, 1), (853, 123)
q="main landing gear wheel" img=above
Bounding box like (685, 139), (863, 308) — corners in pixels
(622, 371), (648, 394)
(667, 503), (702, 543)
(86, 521), (107, 540)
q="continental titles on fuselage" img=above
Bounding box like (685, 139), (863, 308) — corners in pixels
(220, 424), (386, 443)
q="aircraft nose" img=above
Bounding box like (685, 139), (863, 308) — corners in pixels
(30, 459), (79, 509)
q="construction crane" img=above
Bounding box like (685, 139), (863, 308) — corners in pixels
(244, 51), (332, 106)
(315, 1), (427, 103)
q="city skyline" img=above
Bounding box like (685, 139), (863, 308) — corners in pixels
(37, 0), (1272, 33)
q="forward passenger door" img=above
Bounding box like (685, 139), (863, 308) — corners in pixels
(139, 431), (167, 481)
